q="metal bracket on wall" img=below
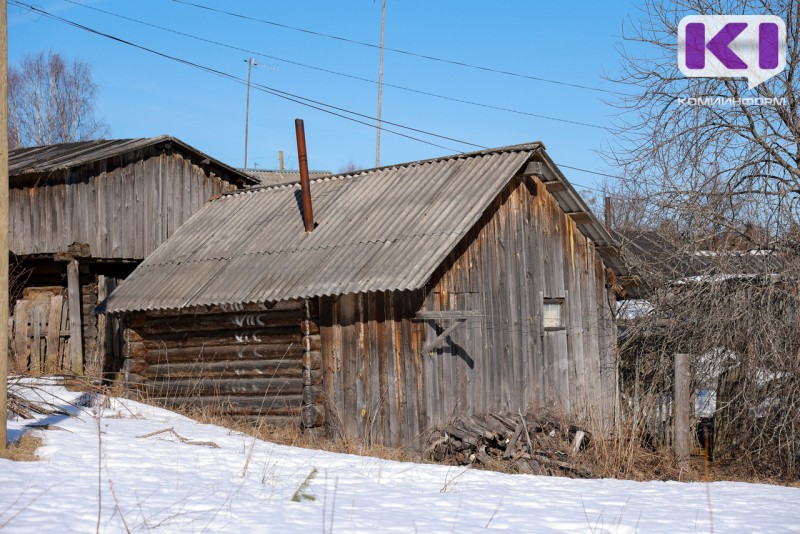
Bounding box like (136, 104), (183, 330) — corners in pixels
(413, 310), (482, 355)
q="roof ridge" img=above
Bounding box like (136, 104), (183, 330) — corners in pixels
(221, 142), (543, 197)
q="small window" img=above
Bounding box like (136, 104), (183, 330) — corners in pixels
(543, 298), (565, 330)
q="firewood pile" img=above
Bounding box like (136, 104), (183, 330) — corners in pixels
(426, 411), (594, 478)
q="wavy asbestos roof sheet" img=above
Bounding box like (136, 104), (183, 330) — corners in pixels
(105, 142), (621, 313)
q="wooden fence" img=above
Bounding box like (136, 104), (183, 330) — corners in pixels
(622, 392), (675, 447)
(10, 286), (78, 374)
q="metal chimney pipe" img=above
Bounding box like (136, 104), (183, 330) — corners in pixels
(295, 119), (315, 232)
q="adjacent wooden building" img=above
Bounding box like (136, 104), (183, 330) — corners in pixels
(9, 136), (256, 377)
(105, 143), (627, 447)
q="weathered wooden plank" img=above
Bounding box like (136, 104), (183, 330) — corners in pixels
(153, 395), (303, 416)
(544, 181), (568, 193)
(414, 310), (482, 320)
(385, 292), (400, 445)
(67, 259), (83, 374)
(408, 290), (426, 445)
(132, 310), (303, 334)
(131, 327), (301, 349)
(12, 300), (31, 372)
(372, 292), (390, 444)
(45, 295), (63, 373)
(144, 377), (305, 397)
(30, 304), (42, 375)
(366, 291), (381, 443)
(400, 291), (421, 446)
(355, 294), (367, 439)
(133, 341), (304, 363)
(419, 318), (467, 355)
(506, 184), (525, 413)
(144, 358), (305, 379)
(335, 294), (355, 440)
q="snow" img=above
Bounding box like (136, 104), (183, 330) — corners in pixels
(3, 379), (800, 533)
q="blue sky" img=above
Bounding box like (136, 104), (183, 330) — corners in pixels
(8, 1), (641, 191)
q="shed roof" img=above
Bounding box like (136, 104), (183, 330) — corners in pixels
(105, 143), (624, 314)
(9, 135), (257, 187)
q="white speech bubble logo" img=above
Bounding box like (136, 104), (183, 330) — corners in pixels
(678, 15), (786, 89)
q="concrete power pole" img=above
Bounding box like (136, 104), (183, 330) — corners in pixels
(375, 0), (386, 167)
(0, 0), (9, 450)
(243, 57), (258, 171)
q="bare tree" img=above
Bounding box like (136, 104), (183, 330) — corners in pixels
(8, 50), (108, 148)
(609, 0), (799, 244)
(338, 160), (363, 173)
(607, 1), (800, 478)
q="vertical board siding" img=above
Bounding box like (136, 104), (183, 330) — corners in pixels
(9, 149), (242, 259)
(319, 290), (426, 448)
(319, 175), (616, 448)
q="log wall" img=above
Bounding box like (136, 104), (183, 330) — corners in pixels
(122, 301), (323, 427)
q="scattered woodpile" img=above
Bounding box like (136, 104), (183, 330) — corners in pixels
(426, 411), (594, 478)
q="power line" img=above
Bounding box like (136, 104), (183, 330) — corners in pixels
(170, 0), (629, 97)
(8, 1), (473, 152)
(9, 1), (630, 192)
(60, 0), (609, 130)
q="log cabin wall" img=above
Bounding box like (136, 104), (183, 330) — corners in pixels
(319, 176), (616, 448)
(121, 301), (324, 427)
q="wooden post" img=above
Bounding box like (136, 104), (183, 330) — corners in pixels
(674, 352), (691, 467)
(67, 259), (83, 374)
(95, 275), (107, 378)
(0, 0), (8, 450)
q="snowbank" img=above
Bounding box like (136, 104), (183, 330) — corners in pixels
(2, 379), (798, 533)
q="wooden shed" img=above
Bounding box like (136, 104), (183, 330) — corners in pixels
(105, 143), (626, 447)
(8, 136), (256, 377)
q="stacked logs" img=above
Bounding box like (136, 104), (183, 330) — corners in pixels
(426, 411), (594, 478)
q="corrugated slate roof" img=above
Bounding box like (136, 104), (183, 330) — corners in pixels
(10, 135), (257, 186)
(105, 143), (623, 313)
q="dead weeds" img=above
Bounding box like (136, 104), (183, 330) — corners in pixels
(1, 434), (43, 462)
(128, 394), (797, 485)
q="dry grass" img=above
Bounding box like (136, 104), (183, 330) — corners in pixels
(166, 402), (421, 464)
(121, 389), (798, 485)
(0, 434), (43, 462)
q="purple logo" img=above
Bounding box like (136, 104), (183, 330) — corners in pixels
(678, 16), (786, 88)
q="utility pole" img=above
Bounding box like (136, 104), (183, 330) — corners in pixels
(375, 0), (386, 167)
(243, 57), (258, 170)
(0, 0), (9, 450)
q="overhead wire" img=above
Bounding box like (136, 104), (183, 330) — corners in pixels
(10, 0), (630, 193)
(61, 0), (609, 131)
(9, 0), (478, 152)
(171, 0), (630, 97)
